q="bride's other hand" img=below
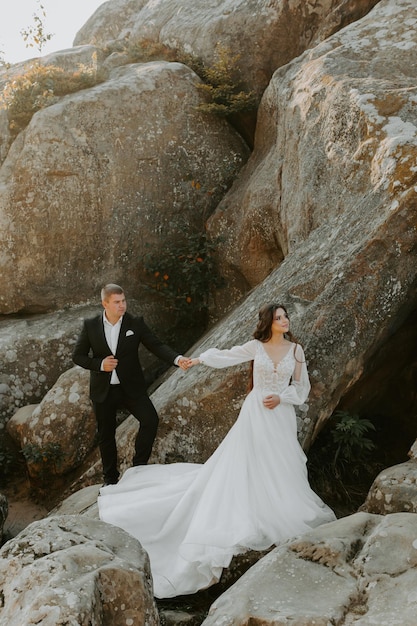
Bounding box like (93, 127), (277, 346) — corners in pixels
(263, 394), (280, 409)
(188, 358), (201, 368)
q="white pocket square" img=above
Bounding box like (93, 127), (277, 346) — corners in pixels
(126, 330), (134, 336)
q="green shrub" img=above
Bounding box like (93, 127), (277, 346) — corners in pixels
(142, 231), (224, 334)
(126, 38), (181, 64)
(308, 410), (378, 512)
(125, 39), (256, 117)
(0, 56), (106, 135)
(329, 410), (376, 478)
(0, 446), (16, 484)
(21, 441), (64, 479)
(194, 44), (256, 116)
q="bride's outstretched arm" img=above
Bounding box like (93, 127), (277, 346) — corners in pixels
(189, 340), (257, 369)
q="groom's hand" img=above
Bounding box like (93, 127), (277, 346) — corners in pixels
(102, 355), (118, 372)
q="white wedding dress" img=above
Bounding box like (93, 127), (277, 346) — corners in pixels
(98, 340), (336, 598)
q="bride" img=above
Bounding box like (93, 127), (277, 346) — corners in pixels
(98, 303), (336, 598)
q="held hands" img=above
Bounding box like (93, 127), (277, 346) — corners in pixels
(102, 356), (200, 373)
(177, 357), (200, 370)
(177, 357), (193, 370)
(263, 394), (281, 410)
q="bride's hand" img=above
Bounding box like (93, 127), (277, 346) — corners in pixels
(263, 394), (280, 409)
(188, 358), (200, 368)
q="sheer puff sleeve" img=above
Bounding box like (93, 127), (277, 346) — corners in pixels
(279, 344), (311, 406)
(198, 340), (257, 368)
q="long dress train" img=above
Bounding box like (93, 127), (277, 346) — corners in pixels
(98, 340), (336, 598)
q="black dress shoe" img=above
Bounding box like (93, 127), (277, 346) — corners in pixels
(102, 480), (118, 487)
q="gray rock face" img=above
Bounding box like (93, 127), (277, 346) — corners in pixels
(361, 460), (417, 515)
(202, 512), (417, 626)
(0, 515), (159, 626)
(0, 306), (97, 425)
(74, 0), (379, 99)
(49, 485), (100, 519)
(0, 60), (248, 315)
(7, 367), (95, 476)
(207, 0), (417, 313)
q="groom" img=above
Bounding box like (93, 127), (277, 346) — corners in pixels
(73, 283), (190, 485)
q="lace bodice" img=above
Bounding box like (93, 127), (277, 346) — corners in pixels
(254, 341), (296, 394)
(198, 339), (310, 405)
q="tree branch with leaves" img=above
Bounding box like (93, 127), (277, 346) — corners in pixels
(20, 0), (54, 54)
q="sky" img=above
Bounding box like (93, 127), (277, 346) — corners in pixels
(0, 0), (105, 63)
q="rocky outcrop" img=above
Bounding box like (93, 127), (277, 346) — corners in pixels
(202, 512), (417, 626)
(6, 0), (415, 473)
(0, 306), (97, 425)
(1, 0), (417, 621)
(0, 46), (108, 163)
(6, 367), (95, 476)
(361, 459), (417, 515)
(0, 60), (248, 316)
(49, 484), (100, 519)
(5, 405), (38, 442)
(74, 0), (379, 100)
(207, 0), (417, 314)
(0, 515), (159, 626)
(6, 504), (416, 625)
(0, 308), (90, 424)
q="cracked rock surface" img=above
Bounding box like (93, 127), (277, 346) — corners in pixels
(202, 512), (417, 626)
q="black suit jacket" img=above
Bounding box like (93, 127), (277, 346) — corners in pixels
(73, 311), (179, 403)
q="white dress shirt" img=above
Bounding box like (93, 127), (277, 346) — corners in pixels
(102, 312), (122, 384)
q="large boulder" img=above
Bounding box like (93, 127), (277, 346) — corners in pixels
(207, 0), (417, 313)
(74, 0), (379, 100)
(0, 59), (249, 315)
(0, 47), (108, 166)
(0, 305), (99, 425)
(202, 512), (417, 626)
(5, 405), (38, 442)
(0, 307), (95, 425)
(0, 515), (159, 626)
(6, 367), (95, 477)
(361, 459), (417, 515)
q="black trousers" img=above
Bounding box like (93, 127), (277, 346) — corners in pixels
(93, 385), (159, 483)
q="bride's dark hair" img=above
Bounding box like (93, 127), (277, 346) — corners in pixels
(248, 303), (301, 391)
(253, 303), (298, 344)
